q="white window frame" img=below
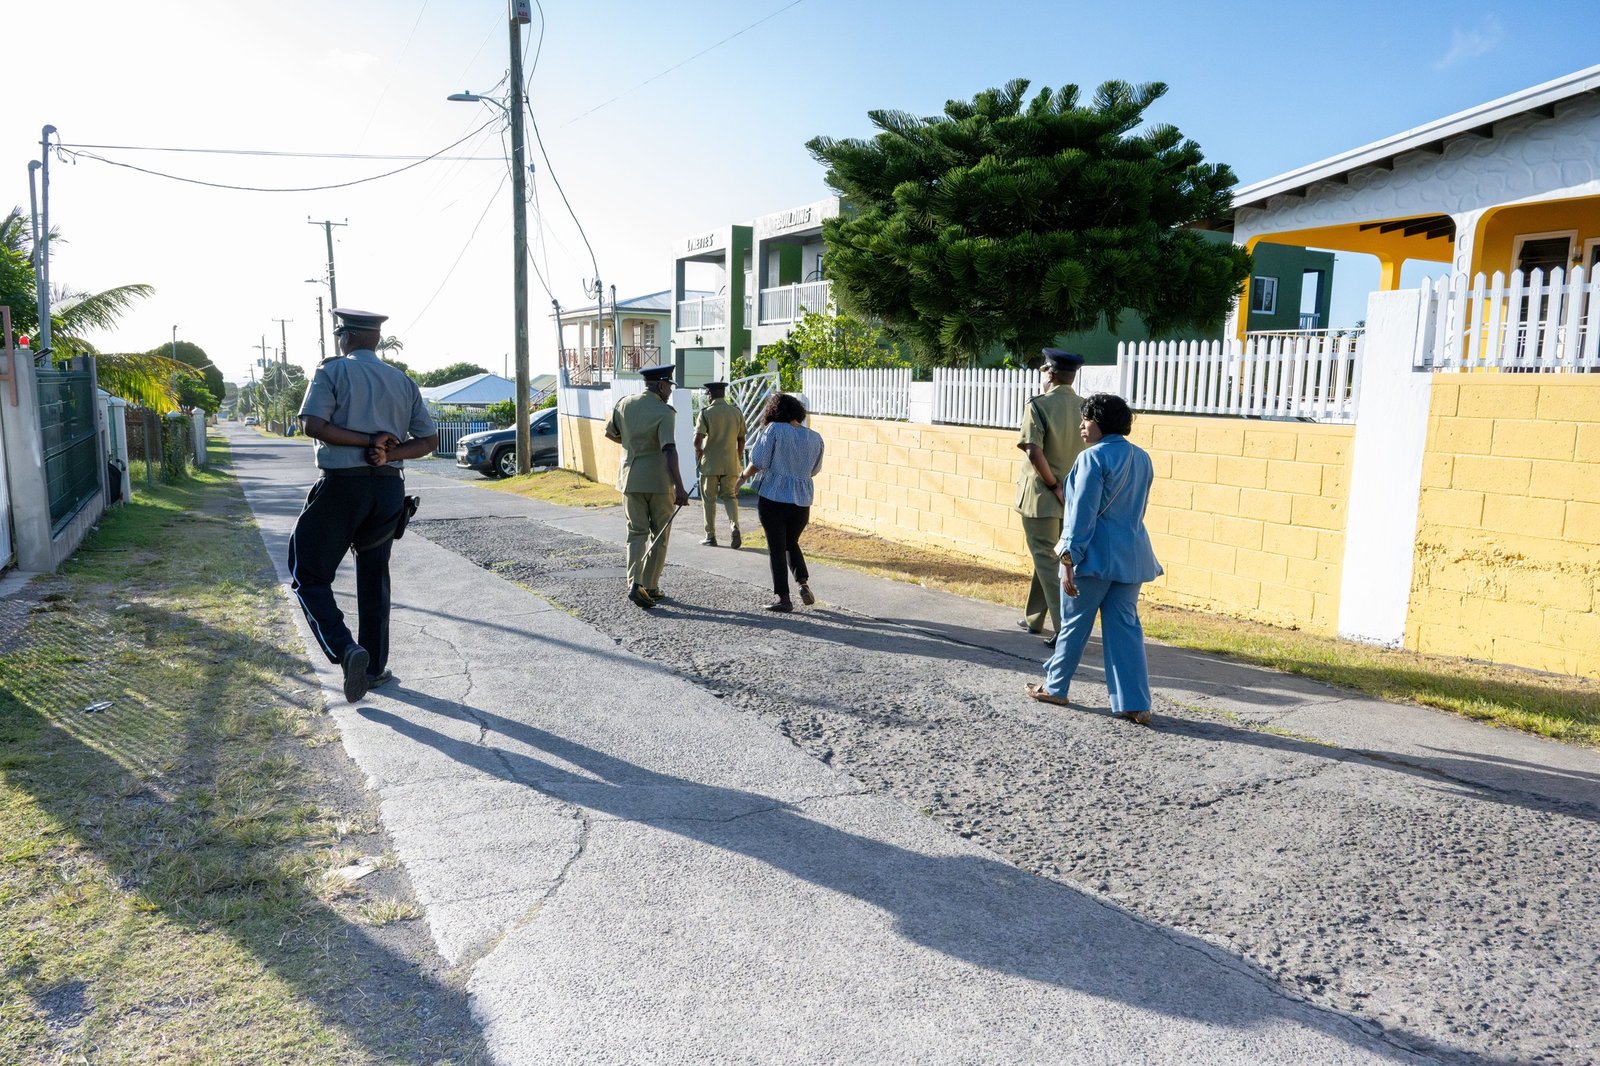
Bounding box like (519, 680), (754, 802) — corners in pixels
(1510, 230), (1577, 276)
(1250, 276), (1279, 315)
(1583, 236), (1600, 273)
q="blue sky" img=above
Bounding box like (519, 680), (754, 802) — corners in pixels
(7, 0), (1599, 383)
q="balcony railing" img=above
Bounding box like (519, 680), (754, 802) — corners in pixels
(1299, 312), (1321, 329)
(677, 296), (727, 331)
(759, 280), (831, 325)
(561, 345), (659, 373)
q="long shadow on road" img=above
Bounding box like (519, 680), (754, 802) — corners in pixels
(362, 692), (1513, 1066)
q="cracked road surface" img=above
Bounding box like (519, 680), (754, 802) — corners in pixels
(230, 427), (1600, 1065)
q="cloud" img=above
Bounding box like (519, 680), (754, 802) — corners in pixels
(320, 49), (380, 73)
(1434, 15), (1504, 70)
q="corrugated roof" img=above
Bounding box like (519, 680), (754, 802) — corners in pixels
(1227, 62), (1600, 219)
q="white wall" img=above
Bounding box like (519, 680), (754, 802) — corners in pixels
(1336, 288), (1434, 646)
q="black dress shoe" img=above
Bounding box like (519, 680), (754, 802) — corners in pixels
(366, 669), (395, 689)
(1043, 634), (1058, 648)
(699, 536), (717, 546)
(341, 645), (370, 703)
(730, 530), (742, 550)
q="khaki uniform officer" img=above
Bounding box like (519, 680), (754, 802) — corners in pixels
(1014, 348), (1087, 647)
(290, 308), (438, 702)
(604, 364), (690, 609)
(694, 381), (747, 548)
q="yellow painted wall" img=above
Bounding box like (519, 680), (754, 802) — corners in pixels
(561, 414), (620, 487)
(807, 413), (1355, 632)
(1129, 416), (1354, 631)
(1473, 196), (1600, 277)
(1409, 377), (1600, 677)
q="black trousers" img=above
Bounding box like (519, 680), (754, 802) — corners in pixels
(286, 472), (405, 672)
(757, 495), (810, 600)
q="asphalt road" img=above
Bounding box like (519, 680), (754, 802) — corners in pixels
(414, 510), (1600, 1066)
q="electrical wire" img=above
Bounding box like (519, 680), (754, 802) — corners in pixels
(561, 0), (806, 127)
(58, 118), (501, 193)
(56, 142), (501, 161)
(525, 1), (600, 295)
(401, 169), (510, 333)
(356, 0), (433, 147)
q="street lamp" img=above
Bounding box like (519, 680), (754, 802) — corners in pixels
(448, 29), (531, 475)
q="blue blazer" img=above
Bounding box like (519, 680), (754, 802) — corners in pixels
(1053, 435), (1163, 584)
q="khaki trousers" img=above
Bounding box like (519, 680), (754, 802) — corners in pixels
(1021, 514), (1064, 634)
(700, 473), (741, 538)
(624, 491), (675, 590)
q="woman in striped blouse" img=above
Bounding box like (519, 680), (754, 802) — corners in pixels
(738, 393), (826, 613)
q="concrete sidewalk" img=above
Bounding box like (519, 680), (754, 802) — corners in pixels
(231, 427), (1596, 1064)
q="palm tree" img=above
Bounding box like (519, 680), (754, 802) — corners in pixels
(2, 206), (189, 410)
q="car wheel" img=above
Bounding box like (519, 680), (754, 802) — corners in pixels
(495, 447), (518, 478)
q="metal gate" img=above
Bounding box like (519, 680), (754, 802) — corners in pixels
(37, 357), (100, 533)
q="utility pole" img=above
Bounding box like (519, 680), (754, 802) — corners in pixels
(272, 318), (293, 366)
(508, 0), (532, 474)
(587, 277), (605, 384)
(307, 217), (347, 331)
(314, 297), (327, 361)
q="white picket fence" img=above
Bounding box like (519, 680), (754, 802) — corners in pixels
(931, 368), (1036, 428)
(802, 368), (911, 419)
(1420, 267), (1600, 371)
(1121, 331), (1363, 423)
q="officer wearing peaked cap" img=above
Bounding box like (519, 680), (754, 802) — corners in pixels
(1014, 348), (1088, 647)
(288, 308), (438, 702)
(604, 363), (690, 608)
(694, 381), (746, 549)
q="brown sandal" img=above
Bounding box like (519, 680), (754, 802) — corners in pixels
(1025, 683), (1072, 707)
(1113, 709), (1154, 725)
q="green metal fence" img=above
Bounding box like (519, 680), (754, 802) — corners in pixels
(38, 359), (101, 533)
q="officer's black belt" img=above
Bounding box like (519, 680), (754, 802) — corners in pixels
(320, 466), (402, 478)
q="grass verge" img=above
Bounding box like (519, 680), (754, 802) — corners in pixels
(740, 521), (1600, 746)
(0, 437), (484, 1064)
(484, 467), (623, 507)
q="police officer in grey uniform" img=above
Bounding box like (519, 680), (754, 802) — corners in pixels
(289, 308), (439, 702)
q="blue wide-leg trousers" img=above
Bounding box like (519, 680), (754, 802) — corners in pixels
(1041, 574), (1151, 713)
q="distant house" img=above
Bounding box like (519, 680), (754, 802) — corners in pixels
(556, 291), (675, 385)
(420, 372), (558, 411)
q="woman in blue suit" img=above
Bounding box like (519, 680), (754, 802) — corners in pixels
(1026, 393), (1163, 724)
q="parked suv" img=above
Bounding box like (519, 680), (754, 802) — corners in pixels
(456, 407), (558, 477)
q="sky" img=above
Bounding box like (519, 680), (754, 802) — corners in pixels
(8, 0), (1600, 387)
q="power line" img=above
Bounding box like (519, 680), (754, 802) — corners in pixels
(56, 142), (502, 161)
(58, 118), (501, 193)
(402, 169), (510, 334)
(526, 1), (599, 287)
(356, 0), (434, 148)
(561, 0), (806, 127)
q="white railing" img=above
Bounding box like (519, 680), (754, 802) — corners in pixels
(759, 280), (832, 325)
(802, 367), (911, 419)
(931, 368), (1037, 428)
(1122, 331), (1363, 423)
(1299, 312), (1321, 329)
(677, 295), (727, 331)
(1420, 267), (1600, 371)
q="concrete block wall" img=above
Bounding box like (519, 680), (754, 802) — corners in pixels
(807, 412), (1356, 633)
(561, 414), (620, 488)
(1409, 376), (1600, 677)
(808, 415), (1028, 567)
(1130, 416), (1354, 631)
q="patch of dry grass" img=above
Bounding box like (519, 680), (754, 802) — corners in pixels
(484, 468), (622, 508)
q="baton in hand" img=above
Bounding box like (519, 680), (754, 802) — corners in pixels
(641, 460), (701, 560)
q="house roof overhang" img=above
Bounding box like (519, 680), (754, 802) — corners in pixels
(1211, 62), (1600, 230)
